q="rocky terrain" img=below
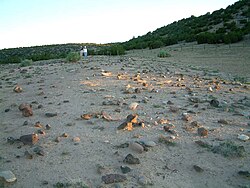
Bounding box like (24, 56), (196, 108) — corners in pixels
(0, 48), (249, 187)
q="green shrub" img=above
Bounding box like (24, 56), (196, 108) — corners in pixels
(158, 51), (171, 58)
(66, 52), (80, 62)
(109, 44), (125, 55)
(20, 59), (33, 67)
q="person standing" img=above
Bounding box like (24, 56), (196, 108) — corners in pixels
(83, 46), (87, 59)
(80, 46), (84, 59)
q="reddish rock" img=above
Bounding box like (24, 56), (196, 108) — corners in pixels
(198, 127), (208, 136)
(22, 106), (33, 117)
(13, 85), (22, 93)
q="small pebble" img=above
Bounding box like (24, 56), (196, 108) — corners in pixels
(46, 124), (51, 130)
(198, 127), (208, 136)
(193, 165), (204, 172)
(129, 102), (139, 110)
(123, 154), (140, 164)
(238, 134), (249, 141)
(120, 166), (131, 174)
(23, 121), (29, 126)
(45, 112), (57, 117)
(102, 174), (127, 184)
(0, 170), (17, 183)
(129, 142), (144, 153)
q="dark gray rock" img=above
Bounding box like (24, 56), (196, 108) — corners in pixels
(102, 174), (127, 184)
(123, 154), (140, 164)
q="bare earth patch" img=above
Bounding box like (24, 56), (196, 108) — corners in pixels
(0, 45), (249, 187)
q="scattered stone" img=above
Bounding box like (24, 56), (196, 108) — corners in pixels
(237, 134), (249, 141)
(101, 71), (112, 77)
(24, 151), (33, 159)
(198, 127), (208, 136)
(115, 143), (129, 149)
(37, 104), (43, 109)
(23, 121), (29, 126)
(55, 137), (61, 143)
(210, 99), (219, 107)
(120, 166), (131, 174)
(167, 100), (174, 105)
(167, 129), (179, 136)
(65, 122), (75, 126)
(45, 112), (57, 117)
(118, 114), (144, 131)
(41, 180), (49, 185)
(129, 142), (144, 153)
(45, 124), (51, 130)
(190, 121), (200, 127)
(19, 134), (39, 145)
(37, 130), (46, 135)
(13, 85), (22, 93)
(22, 106), (33, 117)
(19, 103), (29, 111)
(7, 137), (16, 144)
(193, 165), (204, 172)
(218, 119), (229, 125)
(182, 113), (191, 121)
(140, 140), (157, 147)
(0, 170), (17, 183)
(61, 133), (69, 138)
(238, 171), (250, 178)
(138, 175), (152, 186)
(126, 114), (138, 123)
(81, 113), (92, 120)
(73, 137), (81, 143)
(34, 121), (43, 128)
(163, 123), (175, 131)
(169, 106), (179, 113)
(129, 102), (139, 110)
(123, 154), (140, 164)
(101, 174), (127, 184)
(158, 135), (176, 146)
(33, 146), (45, 156)
(19, 103), (33, 117)
(4, 109), (10, 112)
(135, 88), (141, 93)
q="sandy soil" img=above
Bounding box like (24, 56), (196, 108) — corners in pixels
(0, 46), (250, 188)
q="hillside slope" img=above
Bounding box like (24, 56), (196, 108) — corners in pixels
(122, 0), (250, 50)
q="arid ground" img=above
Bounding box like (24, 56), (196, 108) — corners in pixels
(0, 42), (249, 188)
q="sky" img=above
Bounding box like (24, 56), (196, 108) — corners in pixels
(0, 0), (239, 49)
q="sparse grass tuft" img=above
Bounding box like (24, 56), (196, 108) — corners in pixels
(233, 76), (248, 84)
(53, 181), (89, 188)
(211, 141), (245, 157)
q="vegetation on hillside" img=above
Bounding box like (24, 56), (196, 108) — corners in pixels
(122, 0), (250, 50)
(0, 43), (125, 64)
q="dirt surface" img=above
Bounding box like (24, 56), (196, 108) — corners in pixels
(0, 48), (250, 188)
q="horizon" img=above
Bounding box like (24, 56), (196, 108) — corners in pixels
(0, 0), (239, 50)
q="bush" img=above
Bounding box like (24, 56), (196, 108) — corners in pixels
(66, 52), (80, 62)
(158, 51), (171, 58)
(109, 44), (125, 55)
(20, 59), (33, 67)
